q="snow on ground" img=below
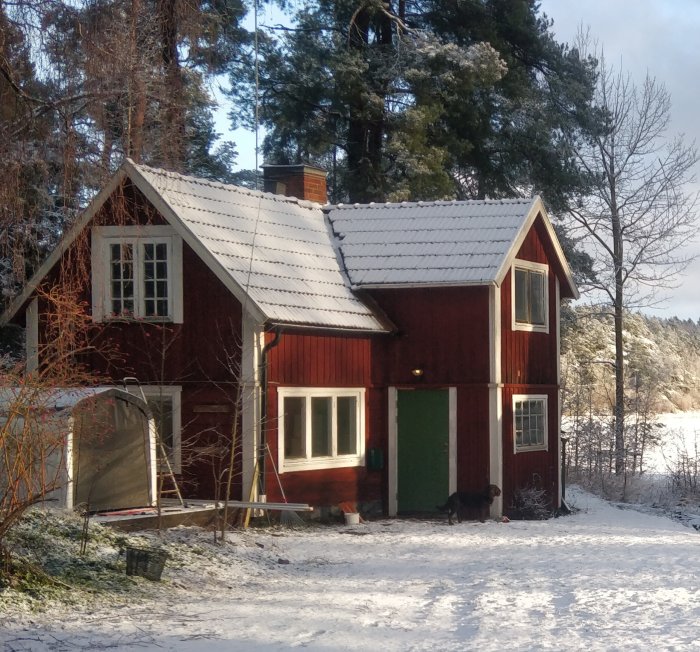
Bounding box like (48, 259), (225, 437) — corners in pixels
(646, 411), (700, 473)
(2, 487), (699, 652)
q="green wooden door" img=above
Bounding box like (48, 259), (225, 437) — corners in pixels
(397, 389), (449, 513)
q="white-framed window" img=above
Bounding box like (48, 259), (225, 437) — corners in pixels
(91, 226), (183, 323)
(278, 388), (365, 472)
(513, 394), (548, 453)
(512, 260), (549, 333)
(142, 385), (182, 473)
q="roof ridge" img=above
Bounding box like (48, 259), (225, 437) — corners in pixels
(127, 159), (324, 210)
(328, 197), (535, 210)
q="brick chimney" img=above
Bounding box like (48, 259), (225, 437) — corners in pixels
(262, 164), (328, 204)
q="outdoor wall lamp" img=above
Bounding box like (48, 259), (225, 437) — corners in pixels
(411, 367), (424, 378)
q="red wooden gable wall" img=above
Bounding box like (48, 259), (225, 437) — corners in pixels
(500, 214), (562, 506)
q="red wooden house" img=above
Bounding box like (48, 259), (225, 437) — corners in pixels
(2, 160), (578, 517)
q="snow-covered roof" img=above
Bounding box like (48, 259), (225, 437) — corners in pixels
(326, 198), (541, 287)
(1, 161), (578, 331)
(0, 386), (150, 413)
(129, 163), (387, 332)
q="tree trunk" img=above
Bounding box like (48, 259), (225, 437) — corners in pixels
(158, 0), (185, 170)
(611, 178), (626, 475)
(128, 0), (146, 163)
(346, 5), (392, 203)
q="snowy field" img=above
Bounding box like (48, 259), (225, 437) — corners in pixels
(2, 486), (700, 652)
(648, 411), (700, 473)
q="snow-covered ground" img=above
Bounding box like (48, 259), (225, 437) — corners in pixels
(2, 486), (699, 652)
(647, 411), (700, 473)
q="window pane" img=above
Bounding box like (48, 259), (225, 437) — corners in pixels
(284, 397), (305, 459)
(139, 241), (169, 318)
(311, 397), (332, 457)
(156, 281), (168, 298)
(109, 243), (134, 316)
(530, 272), (545, 325)
(514, 269), (529, 323)
(515, 398), (545, 448)
(337, 397), (357, 455)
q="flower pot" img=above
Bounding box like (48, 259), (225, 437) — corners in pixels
(344, 512), (360, 526)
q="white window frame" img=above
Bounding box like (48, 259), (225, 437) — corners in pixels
(91, 226), (183, 323)
(513, 394), (548, 453)
(141, 385), (182, 473)
(277, 387), (365, 473)
(511, 259), (549, 334)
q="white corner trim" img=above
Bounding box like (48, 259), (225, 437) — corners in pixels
(388, 386), (398, 517)
(448, 387), (457, 495)
(241, 317), (263, 501)
(489, 285), (503, 517)
(489, 386), (503, 518)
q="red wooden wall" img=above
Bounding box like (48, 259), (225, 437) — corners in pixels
(499, 215), (562, 507)
(369, 286), (491, 386)
(372, 286), (493, 495)
(264, 331), (382, 507)
(39, 182), (246, 499)
(501, 385), (560, 506)
(30, 181), (568, 512)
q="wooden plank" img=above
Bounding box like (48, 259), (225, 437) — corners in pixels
(192, 404), (231, 413)
(225, 501), (313, 511)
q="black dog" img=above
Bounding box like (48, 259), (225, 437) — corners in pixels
(437, 484), (502, 525)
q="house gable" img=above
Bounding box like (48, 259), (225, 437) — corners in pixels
(1, 161), (389, 332)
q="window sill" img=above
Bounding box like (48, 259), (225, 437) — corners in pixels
(99, 316), (175, 324)
(515, 445), (548, 454)
(280, 455), (365, 473)
(513, 321), (549, 334)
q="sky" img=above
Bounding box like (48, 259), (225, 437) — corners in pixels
(539, 0), (700, 321)
(224, 1), (700, 322)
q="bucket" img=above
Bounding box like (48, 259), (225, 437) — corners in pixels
(125, 546), (168, 581)
(344, 512), (360, 526)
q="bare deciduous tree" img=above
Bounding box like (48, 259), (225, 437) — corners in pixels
(567, 56), (699, 474)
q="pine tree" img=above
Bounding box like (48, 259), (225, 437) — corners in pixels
(232, 0), (596, 208)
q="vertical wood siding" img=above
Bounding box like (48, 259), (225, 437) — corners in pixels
(501, 385), (560, 507)
(499, 215), (562, 507)
(33, 187), (567, 511)
(369, 286), (491, 386)
(267, 331), (372, 387)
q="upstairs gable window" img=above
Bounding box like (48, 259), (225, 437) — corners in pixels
(92, 226), (183, 322)
(512, 260), (549, 333)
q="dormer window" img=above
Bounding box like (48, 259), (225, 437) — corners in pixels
(512, 260), (548, 333)
(92, 226), (183, 323)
